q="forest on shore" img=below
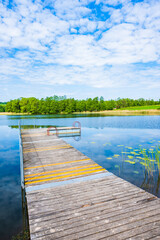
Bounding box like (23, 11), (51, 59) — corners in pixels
(0, 102), (6, 112)
(3, 96), (160, 114)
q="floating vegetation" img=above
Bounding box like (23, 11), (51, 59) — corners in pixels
(128, 155), (134, 159)
(91, 142), (96, 144)
(114, 164), (120, 174)
(125, 160), (136, 164)
(103, 142), (112, 146)
(140, 161), (147, 166)
(113, 154), (120, 158)
(115, 165), (119, 168)
(130, 151), (136, 154)
(106, 140), (160, 176)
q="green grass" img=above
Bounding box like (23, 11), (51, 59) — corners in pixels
(116, 105), (160, 111)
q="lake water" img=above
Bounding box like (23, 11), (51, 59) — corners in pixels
(0, 114), (160, 239)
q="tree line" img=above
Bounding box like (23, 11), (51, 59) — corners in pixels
(4, 96), (160, 114)
(0, 103), (6, 112)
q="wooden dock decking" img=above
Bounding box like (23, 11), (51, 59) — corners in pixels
(21, 128), (160, 240)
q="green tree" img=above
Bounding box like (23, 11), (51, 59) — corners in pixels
(26, 98), (39, 114)
(106, 100), (116, 110)
(19, 98), (28, 113)
(99, 96), (106, 111)
(0, 105), (5, 112)
(65, 99), (76, 113)
(6, 101), (13, 112)
(12, 99), (20, 113)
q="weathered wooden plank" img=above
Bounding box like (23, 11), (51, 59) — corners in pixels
(28, 192), (155, 225)
(125, 227), (160, 240)
(30, 215), (160, 239)
(26, 177), (133, 202)
(82, 222), (160, 240)
(28, 194), (157, 225)
(29, 200), (159, 235)
(149, 237), (160, 240)
(21, 129), (160, 240)
(27, 189), (147, 216)
(27, 187), (144, 213)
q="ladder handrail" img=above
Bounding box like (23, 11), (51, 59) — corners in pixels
(47, 126), (58, 136)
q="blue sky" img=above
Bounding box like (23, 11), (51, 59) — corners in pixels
(0, 0), (160, 101)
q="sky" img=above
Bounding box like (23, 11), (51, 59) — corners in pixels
(0, 0), (160, 101)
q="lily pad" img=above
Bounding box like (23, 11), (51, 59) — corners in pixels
(125, 160), (136, 164)
(113, 154), (120, 158)
(115, 165), (119, 168)
(128, 155), (134, 159)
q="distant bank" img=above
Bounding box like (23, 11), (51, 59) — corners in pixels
(1, 109), (160, 116)
(0, 112), (29, 115)
(75, 109), (160, 115)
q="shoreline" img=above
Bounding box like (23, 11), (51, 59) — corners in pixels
(0, 112), (30, 115)
(74, 109), (160, 115)
(1, 109), (160, 116)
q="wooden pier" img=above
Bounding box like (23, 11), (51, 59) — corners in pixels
(20, 128), (160, 240)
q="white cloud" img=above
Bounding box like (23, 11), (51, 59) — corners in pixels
(96, 0), (126, 5)
(0, 0), (160, 100)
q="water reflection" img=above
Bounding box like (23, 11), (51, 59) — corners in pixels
(0, 127), (22, 240)
(0, 115), (160, 239)
(64, 127), (160, 197)
(1, 114), (160, 129)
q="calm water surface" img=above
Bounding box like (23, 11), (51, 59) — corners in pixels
(0, 114), (160, 239)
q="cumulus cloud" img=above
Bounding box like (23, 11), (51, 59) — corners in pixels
(0, 0), (160, 100)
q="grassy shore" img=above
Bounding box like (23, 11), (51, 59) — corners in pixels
(88, 110), (160, 115)
(74, 109), (160, 116)
(0, 112), (30, 115)
(115, 105), (160, 110)
(1, 110), (160, 116)
(74, 105), (160, 115)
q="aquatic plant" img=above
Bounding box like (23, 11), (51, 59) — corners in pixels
(105, 140), (160, 196)
(113, 154), (120, 158)
(12, 230), (29, 240)
(115, 164), (120, 174)
(109, 142), (160, 176)
(128, 155), (134, 159)
(125, 160), (136, 164)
